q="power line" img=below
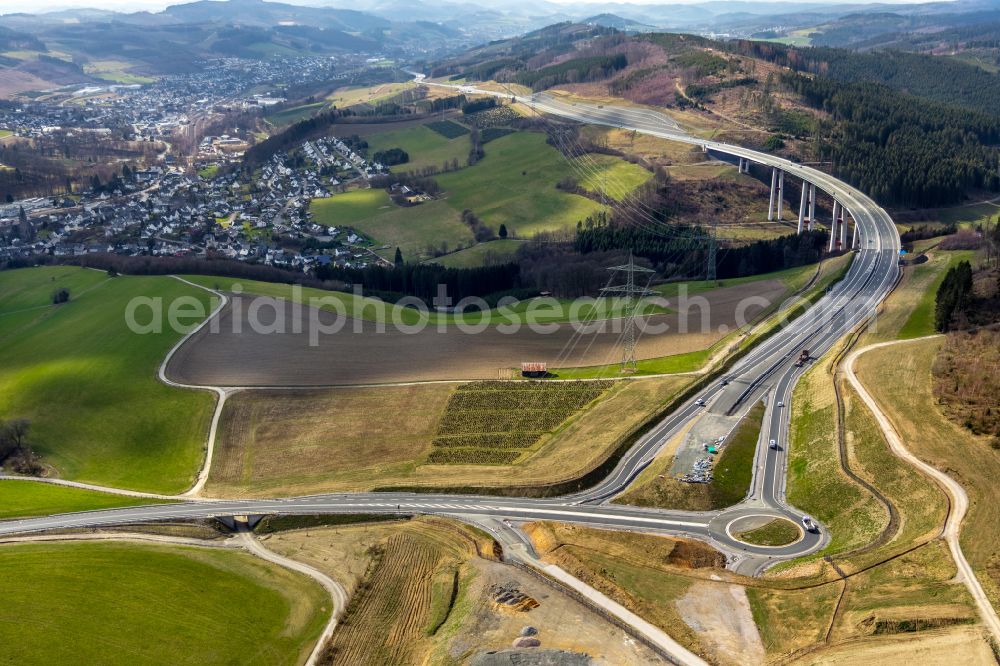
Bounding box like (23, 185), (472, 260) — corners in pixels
(707, 217), (718, 282)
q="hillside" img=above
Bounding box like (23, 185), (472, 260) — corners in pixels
(0, 0), (474, 85)
(432, 25), (1000, 208)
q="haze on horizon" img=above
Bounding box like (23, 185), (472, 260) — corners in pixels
(0, 0), (952, 17)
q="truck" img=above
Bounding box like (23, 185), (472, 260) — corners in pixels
(794, 349), (810, 367)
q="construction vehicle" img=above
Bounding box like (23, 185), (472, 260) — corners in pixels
(794, 349), (810, 367)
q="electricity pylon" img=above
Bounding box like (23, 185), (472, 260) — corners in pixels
(601, 253), (655, 372)
(707, 218), (718, 281)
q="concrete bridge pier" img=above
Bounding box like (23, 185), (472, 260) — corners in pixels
(777, 171), (784, 219)
(840, 211), (848, 249)
(808, 184), (817, 231)
(829, 201), (840, 252)
(797, 181), (808, 233)
(768, 168), (778, 221)
(852, 218), (859, 248)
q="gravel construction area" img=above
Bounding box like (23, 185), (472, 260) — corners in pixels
(167, 281), (786, 386)
(675, 581), (764, 666)
(453, 559), (664, 665)
(668, 413), (742, 480)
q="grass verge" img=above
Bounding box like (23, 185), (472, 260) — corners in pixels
(0, 540), (328, 665)
(613, 399), (765, 510)
(897, 250), (976, 339)
(855, 337), (1000, 608)
(735, 519), (801, 547)
(0, 480), (160, 520)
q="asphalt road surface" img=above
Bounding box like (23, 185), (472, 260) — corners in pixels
(0, 83), (900, 577)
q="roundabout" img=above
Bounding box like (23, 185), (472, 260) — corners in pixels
(727, 514), (803, 548)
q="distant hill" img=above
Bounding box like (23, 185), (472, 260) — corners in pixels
(0, 0), (482, 83)
(160, 0), (390, 31)
(431, 22), (1000, 207)
(581, 14), (657, 33)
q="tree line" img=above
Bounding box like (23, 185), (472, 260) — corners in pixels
(318, 261), (523, 305)
(461, 98), (497, 115)
(574, 214), (830, 279)
(513, 53), (629, 92)
(936, 260), (975, 332)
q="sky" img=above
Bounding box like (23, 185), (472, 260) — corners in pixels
(0, 0), (947, 15)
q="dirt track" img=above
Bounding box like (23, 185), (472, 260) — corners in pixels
(167, 280), (786, 386)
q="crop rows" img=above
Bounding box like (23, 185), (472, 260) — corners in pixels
(433, 432), (539, 449)
(426, 120), (470, 139)
(447, 381), (612, 410)
(466, 106), (520, 128)
(427, 448), (521, 465)
(439, 409), (583, 434)
(427, 380), (614, 466)
(325, 533), (440, 664)
(481, 127), (515, 144)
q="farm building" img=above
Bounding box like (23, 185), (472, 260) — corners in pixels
(521, 362), (547, 378)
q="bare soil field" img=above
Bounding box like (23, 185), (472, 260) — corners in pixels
(0, 69), (52, 97)
(207, 375), (694, 496)
(675, 582), (764, 666)
(167, 280), (786, 387)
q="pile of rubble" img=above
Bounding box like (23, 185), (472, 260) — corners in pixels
(679, 435), (728, 484)
(488, 582), (540, 612)
(680, 457), (714, 484)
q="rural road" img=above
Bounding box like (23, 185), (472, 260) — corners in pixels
(235, 524), (348, 666)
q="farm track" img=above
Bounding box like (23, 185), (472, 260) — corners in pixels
(235, 525), (348, 666)
(845, 337), (1000, 645)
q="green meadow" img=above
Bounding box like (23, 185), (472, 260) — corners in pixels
(366, 124), (470, 174)
(310, 129), (654, 264)
(436, 131), (607, 237)
(0, 541), (328, 665)
(0, 480), (160, 520)
(0, 267), (216, 493)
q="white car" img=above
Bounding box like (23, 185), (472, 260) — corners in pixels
(802, 516), (819, 533)
(769, 439), (778, 450)
(695, 398), (705, 406)
(777, 401), (784, 408)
